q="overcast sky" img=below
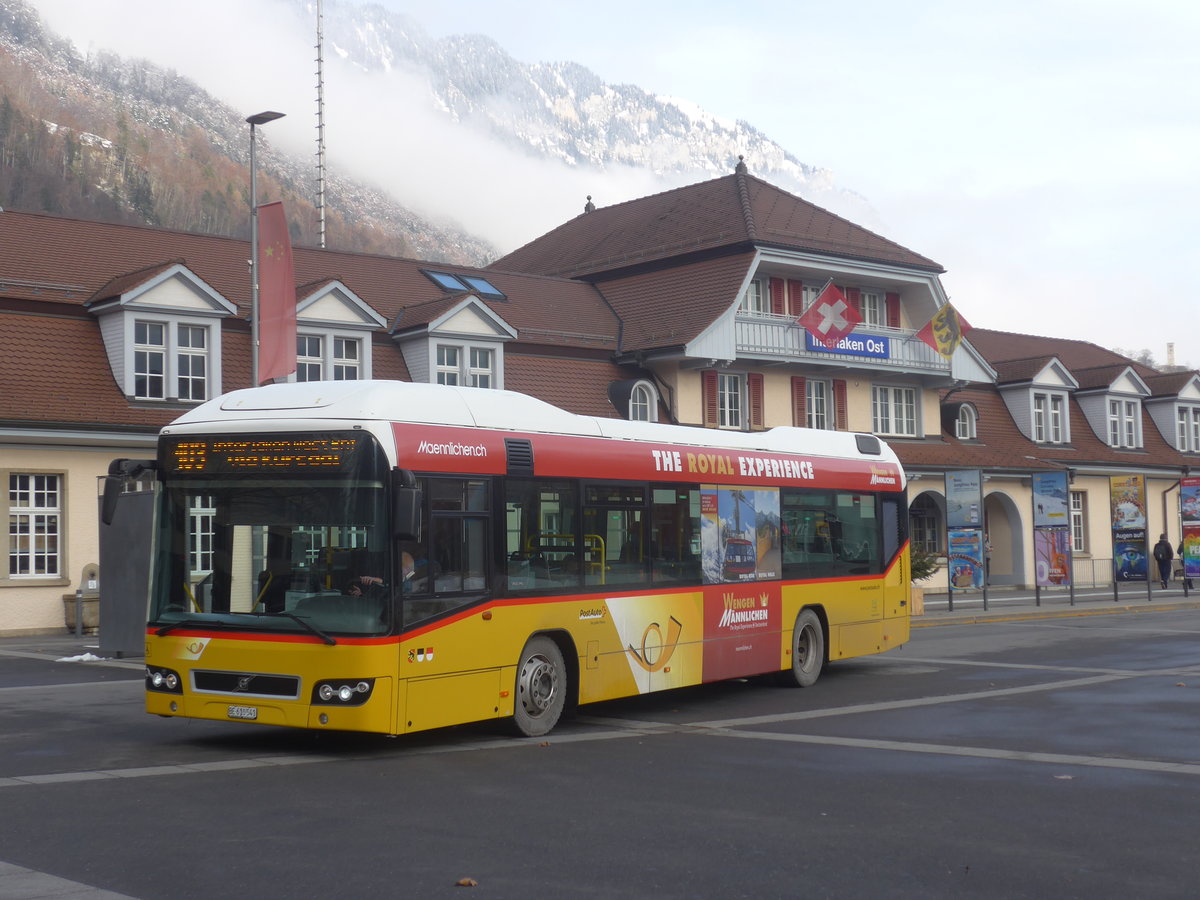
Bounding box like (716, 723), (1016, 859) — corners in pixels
(31, 0), (1200, 368)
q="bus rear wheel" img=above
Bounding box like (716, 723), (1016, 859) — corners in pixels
(512, 636), (566, 737)
(780, 608), (825, 688)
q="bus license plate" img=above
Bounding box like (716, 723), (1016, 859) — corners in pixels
(227, 705), (258, 720)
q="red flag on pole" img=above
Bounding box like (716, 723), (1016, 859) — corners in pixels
(256, 201), (297, 384)
(797, 280), (862, 349)
(916, 302), (972, 359)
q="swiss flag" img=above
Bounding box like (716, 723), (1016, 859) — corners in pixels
(797, 280), (862, 349)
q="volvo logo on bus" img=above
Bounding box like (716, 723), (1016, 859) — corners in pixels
(235, 675), (255, 692)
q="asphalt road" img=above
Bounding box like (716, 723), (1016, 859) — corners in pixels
(3, 609), (1200, 899)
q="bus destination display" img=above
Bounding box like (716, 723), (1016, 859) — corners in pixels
(163, 436), (363, 474)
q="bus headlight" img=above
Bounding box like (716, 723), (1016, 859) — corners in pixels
(146, 665), (184, 694)
(312, 678), (375, 706)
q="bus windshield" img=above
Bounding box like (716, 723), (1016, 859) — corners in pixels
(149, 433), (392, 638)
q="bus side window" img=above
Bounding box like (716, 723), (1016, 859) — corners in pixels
(401, 477), (489, 627)
(504, 479), (579, 593)
(650, 485), (701, 584)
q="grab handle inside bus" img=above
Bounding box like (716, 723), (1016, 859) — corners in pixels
(392, 468), (422, 540)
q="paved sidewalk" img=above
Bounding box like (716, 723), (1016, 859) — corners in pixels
(913, 582), (1200, 627)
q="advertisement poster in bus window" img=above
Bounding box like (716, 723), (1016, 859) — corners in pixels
(1034, 527), (1072, 587)
(947, 528), (984, 590)
(945, 470), (983, 529)
(699, 486), (780, 584)
(1109, 475), (1146, 529)
(1031, 472), (1070, 529)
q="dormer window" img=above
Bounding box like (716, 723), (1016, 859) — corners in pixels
(1108, 399), (1141, 448)
(956, 404), (977, 440)
(132, 320), (211, 401)
(1033, 392), (1067, 444)
(1178, 405), (1200, 452)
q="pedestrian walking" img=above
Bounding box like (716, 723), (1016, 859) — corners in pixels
(1152, 534), (1174, 589)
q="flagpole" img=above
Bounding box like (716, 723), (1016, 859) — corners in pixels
(246, 111), (285, 388)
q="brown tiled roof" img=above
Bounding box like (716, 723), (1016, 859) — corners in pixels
(0, 211), (619, 427)
(595, 251), (756, 353)
(489, 170), (943, 279)
(0, 211), (617, 346)
(895, 388), (1062, 473)
(990, 356), (1059, 385)
(504, 355), (647, 418)
(1143, 370), (1199, 397)
(968, 328), (1156, 378)
(900, 379), (1199, 476)
(0, 311), (179, 429)
(1071, 364), (1140, 392)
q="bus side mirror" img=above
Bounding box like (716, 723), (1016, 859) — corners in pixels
(392, 470), (422, 541)
(100, 476), (122, 526)
(102, 458), (157, 526)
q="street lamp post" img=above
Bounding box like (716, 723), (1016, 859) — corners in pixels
(246, 110), (285, 387)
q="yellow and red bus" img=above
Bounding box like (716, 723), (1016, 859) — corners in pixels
(131, 380), (910, 737)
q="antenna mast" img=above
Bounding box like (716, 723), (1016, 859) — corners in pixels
(315, 0), (327, 248)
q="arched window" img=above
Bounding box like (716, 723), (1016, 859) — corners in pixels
(630, 382), (658, 422)
(956, 404), (977, 440)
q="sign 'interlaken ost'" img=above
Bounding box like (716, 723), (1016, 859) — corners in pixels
(797, 280), (863, 349)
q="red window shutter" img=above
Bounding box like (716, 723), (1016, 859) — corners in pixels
(769, 278), (786, 315)
(748, 373), (765, 430)
(791, 376), (807, 427)
(787, 279), (804, 316)
(844, 287), (861, 317)
(833, 379), (848, 430)
(886, 292), (901, 328)
(702, 369), (718, 428)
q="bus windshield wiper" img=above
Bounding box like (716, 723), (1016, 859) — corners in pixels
(267, 611), (337, 645)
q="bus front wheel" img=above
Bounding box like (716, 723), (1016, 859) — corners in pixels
(781, 609), (825, 688)
(513, 636), (567, 737)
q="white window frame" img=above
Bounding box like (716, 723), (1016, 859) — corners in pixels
(436, 345), (461, 385)
(177, 324), (208, 401)
(1070, 490), (1087, 553)
(333, 337), (360, 381)
(806, 379), (829, 430)
(296, 335), (323, 382)
(132, 318), (211, 402)
(295, 332), (365, 381)
(7, 473), (63, 579)
(1033, 391), (1067, 444)
(956, 405), (977, 440)
(467, 347), (493, 388)
(188, 495), (216, 576)
(1107, 397), (1141, 448)
(1178, 405), (1200, 452)
(859, 289), (883, 327)
(740, 280), (768, 314)
(629, 381), (659, 422)
(872, 385), (918, 437)
(718, 373), (743, 430)
(133, 321), (166, 400)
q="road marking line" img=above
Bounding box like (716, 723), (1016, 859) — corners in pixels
(702, 729), (1200, 776)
